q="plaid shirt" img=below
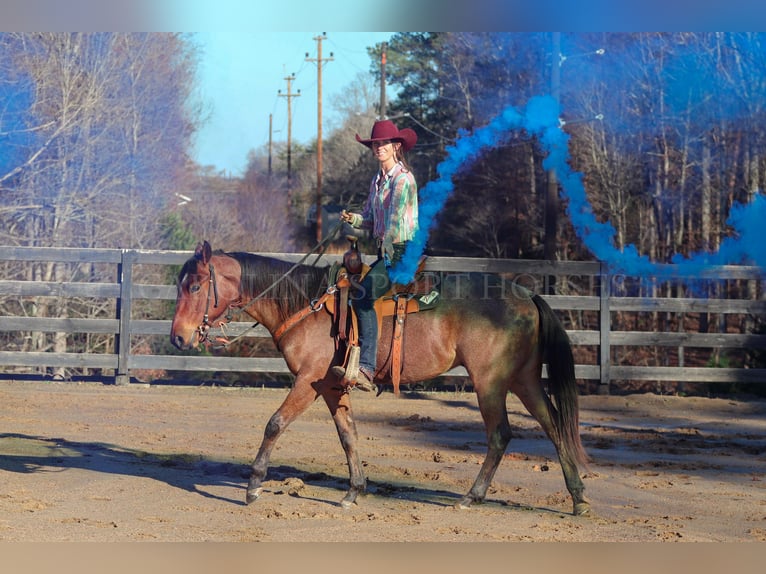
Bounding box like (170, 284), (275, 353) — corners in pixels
(356, 162), (418, 243)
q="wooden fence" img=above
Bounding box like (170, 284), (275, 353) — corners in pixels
(1, 245), (764, 393)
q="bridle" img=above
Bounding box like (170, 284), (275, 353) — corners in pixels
(195, 262), (221, 346)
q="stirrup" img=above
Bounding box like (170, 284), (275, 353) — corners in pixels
(331, 365), (376, 393)
(331, 345), (364, 390)
(331, 365), (347, 378)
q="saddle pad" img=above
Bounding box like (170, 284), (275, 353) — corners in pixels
(375, 289), (440, 317)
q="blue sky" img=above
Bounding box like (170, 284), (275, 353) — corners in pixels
(5, 0), (763, 177)
(192, 32), (393, 176)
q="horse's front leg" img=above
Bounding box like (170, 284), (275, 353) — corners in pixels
(457, 417), (513, 509)
(246, 378), (318, 505)
(457, 380), (513, 509)
(321, 387), (367, 508)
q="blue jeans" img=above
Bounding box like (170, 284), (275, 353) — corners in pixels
(353, 243), (406, 373)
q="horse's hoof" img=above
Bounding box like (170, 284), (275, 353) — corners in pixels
(340, 489), (359, 509)
(573, 501), (590, 516)
(246, 486), (263, 505)
(456, 496), (474, 510)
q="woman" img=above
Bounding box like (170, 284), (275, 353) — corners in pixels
(334, 119), (418, 392)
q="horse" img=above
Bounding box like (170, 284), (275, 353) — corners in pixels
(170, 241), (590, 516)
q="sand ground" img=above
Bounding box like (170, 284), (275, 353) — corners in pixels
(0, 380), (764, 542)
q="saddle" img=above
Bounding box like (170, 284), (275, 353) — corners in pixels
(326, 238), (440, 396)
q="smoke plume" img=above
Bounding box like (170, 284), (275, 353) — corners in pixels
(390, 94), (766, 285)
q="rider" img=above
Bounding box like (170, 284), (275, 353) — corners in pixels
(334, 119), (419, 392)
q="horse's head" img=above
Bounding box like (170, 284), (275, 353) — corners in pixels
(170, 240), (242, 350)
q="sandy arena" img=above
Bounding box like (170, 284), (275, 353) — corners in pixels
(0, 380), (764, 542)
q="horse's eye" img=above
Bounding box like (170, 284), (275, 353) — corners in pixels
(189, 284), (201, 294)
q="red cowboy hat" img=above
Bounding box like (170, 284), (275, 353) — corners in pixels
(355, 119), (417, 152)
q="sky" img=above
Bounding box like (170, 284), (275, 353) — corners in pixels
(191, 32), (393, 177)
(6, 2), (765, 180)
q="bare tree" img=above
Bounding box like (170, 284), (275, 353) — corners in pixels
(0, 32), (200, 375)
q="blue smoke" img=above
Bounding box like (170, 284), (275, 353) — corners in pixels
(390, 94), (766, 285)
(390, 101), (529, 284)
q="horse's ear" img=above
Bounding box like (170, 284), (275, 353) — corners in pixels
(202, 241), (213, 262)
(194, 241), (213, 264)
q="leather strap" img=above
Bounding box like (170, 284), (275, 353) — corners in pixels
(389, 294), (410, 396)
(272, 289), (334, 349)
(337, 284), (349, 341)
(272, 275), (353, 349)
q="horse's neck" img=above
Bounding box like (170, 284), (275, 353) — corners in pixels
(240, 300), (284, 333)
(236, 254), (326, 334)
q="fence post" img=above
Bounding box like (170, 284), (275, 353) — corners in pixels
(598, 262), (611, 394)
(115, 249), (136, 385)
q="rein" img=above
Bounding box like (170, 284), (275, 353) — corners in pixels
(199, 221), (343, 348)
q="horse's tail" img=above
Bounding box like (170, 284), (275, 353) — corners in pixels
(531, 294), (589, 469)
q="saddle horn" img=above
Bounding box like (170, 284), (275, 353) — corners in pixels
(343, 235), (363, 275)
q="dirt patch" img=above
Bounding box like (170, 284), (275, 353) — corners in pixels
(0, 380), (764, 541)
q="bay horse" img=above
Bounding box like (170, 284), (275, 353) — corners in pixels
(170, 241), (590, 515)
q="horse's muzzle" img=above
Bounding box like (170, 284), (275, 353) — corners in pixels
(171, 333), (194, 350)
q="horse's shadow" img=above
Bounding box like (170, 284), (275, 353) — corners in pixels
(252, 463), (568, 515)
(0, 432), (400, 508)
(0, 432), (251, 505)
(0, 432), (566, 515)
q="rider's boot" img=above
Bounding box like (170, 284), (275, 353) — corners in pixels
(331, 344), (376, 392)
(331, 364), (376, 392)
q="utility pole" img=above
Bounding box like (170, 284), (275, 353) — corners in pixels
(379, 41), (387, 118)
(306, 32), (333, 242)
(268, 113), (273, 179)
(544, 32), (561, 295)
(278, 72), (300, 203)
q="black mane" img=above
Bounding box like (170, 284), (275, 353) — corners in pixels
(228, 252), (331, 321)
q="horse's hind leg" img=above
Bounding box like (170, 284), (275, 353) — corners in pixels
(514, 383), (589, 516)
(246, 379), (318, 505)
(457, 384), (513, 509)
(321, 389), (367, 509)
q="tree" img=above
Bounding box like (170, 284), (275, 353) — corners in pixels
(0, 33), (198, 249)
(0, 32), (200, 376)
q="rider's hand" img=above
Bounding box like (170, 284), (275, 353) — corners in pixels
(341, 210), (359, 226)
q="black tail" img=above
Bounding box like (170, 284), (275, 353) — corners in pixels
(531, 294), (589, 468)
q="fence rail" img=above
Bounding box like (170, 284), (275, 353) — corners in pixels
(1, 246), (764, 392)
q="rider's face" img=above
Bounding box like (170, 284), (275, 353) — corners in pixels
(372, 140), (398, 166)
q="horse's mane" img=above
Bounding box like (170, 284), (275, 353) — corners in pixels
(227, 251), (330, 321)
